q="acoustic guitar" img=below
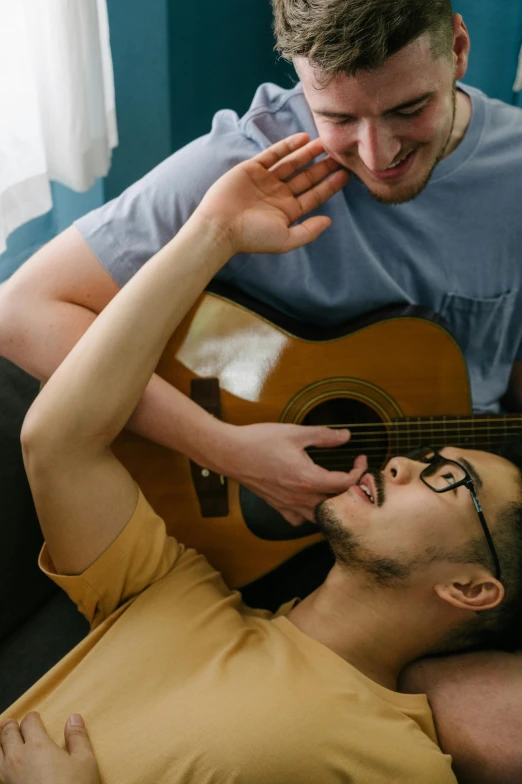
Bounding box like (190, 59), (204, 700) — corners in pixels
(112, 282), (522, 587)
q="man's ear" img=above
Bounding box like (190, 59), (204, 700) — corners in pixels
(452, 13), (470, 80)
(435, 569), (504, 612)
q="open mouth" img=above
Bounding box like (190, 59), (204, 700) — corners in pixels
(357, 473), (377, 504)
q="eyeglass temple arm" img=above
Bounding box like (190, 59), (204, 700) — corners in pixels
(468, 487), (502, 582)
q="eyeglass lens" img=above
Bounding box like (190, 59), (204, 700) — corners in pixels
(420, 453), (467, 491)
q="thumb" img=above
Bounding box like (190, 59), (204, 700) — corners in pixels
(285, 215), (333, 251)
(309, 452), (368, 495)
(302, 426), (351, 448)
(349, 453), (368, 477)
(64, 714), (94, 757)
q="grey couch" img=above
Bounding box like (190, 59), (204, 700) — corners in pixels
(0, 355), (334, 712)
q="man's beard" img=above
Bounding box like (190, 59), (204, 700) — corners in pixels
(314, 500), (415, 587)
(362, 82), (458, 207)
(314, 485), (488, 590)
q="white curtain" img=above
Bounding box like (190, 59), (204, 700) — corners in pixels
(0, 0), (118, 253)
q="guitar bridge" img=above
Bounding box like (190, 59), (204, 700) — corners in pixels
(190, 378), (229, 517)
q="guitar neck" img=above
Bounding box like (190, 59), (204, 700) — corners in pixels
(390, 414), (522, 454)
(308, 415), (522, 472)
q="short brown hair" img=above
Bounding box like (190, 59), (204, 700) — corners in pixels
(272, 0), (454, 79)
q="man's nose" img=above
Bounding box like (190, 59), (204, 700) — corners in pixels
(384, 456), (417, 485)
(357, 120), (401, 172)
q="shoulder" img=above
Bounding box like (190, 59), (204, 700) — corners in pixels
(237, 81), (317, 144)
(74, 82), (316, 284)
(463, 82), (522, 143)
(153, 81), (315, 184)
(85, 82), (313, 216)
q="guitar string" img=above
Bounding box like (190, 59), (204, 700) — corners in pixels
(307, 431), (521, 461)
(312, 445), (513, 454)
(307, 437), (520, 454)
(310, 455), (504, 466)
(306, 426), (522, 444)
(305, 426), (522, 438)
(308, 452), (512, 468)
(311, 421), (522, 429)
(308, 449), (514, 467)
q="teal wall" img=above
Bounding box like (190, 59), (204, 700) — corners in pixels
(168, 0), (294, 152)
(456, 0), (522, 104)
(104, 0), (172, 201)
(1, 1), (521, 281)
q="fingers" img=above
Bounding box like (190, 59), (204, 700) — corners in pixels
(299, 427), (368, 495)
(261, 134), (349, 206)
(254, 133), (314, 170)
(297, 167), (350, 216)
(268, 136), (326, 180)
(285, 156), (343, 197)
(310, 451), (368, 495)
(19, 711), (50, 743)
(351, 454), (368, 474)
(302, 426), (352, 448)
(283, 215), (333, 252)
(65, 714), (95, 758)
(313, 467), (364, 495)
(0, 718), (24, 753)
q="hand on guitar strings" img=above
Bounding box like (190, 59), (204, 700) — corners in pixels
(195, 133), (350, 257)
(216, 423), (368, 527)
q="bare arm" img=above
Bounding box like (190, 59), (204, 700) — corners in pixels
(20, 135), (353, 576)
(0, 227), (355, 526)
(0, 228), (236, 465)
(400, 651), (522, 784)
(20, 219), (230, 575)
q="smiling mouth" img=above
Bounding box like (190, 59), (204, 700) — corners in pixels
(387, 153), (410, 169)
(369, 150), (417, 181)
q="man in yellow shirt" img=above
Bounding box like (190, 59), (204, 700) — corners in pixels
(2, 135), (522, 784)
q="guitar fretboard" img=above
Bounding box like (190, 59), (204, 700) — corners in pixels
(306, 415), (522, 470)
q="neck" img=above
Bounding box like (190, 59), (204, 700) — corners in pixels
(286, 565), (448, 690)
(443, 88), (472, 159)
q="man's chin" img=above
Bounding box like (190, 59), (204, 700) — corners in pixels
(355, 172), (433, 206)
(353, 155), (441, 206)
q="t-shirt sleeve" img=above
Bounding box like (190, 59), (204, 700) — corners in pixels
(38, 488), (185, 629)
(74, 110), (261, 288)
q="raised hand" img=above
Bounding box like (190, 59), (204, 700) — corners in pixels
(0, 713), (100, 784)
(196, 133), (350, 256)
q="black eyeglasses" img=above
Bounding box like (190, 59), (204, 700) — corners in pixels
(408, 446), (501, 582)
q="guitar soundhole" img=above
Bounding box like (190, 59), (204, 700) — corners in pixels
(240, 397), (389, 542)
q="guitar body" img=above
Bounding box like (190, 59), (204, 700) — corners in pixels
(112, 285), (472, 587)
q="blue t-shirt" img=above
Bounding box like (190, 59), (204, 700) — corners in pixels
(76, 82), (522, 412)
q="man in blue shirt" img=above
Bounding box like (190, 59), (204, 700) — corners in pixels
(0, 1), (521, 780)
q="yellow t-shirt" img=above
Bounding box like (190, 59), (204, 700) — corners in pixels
(4, 490), (457, 783)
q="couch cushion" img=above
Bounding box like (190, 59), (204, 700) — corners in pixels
(0, 357), (58, 639)
(0, 590), (88, 711)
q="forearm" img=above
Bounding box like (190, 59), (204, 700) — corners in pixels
(22, 217), (231, 454)
(400, 652), (522, 784)
(0, 285), (233, 468)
